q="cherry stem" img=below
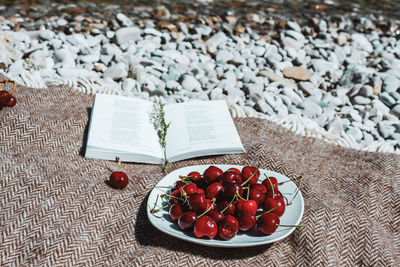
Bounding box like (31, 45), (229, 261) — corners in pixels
(150, 204), (169, 214)
(265, 174), (275, 199)
(241, 169), (259, 186)
(246, 186), (250, 200)
(178, 178), (191, 184)
(116, 156), (122, 171)
(150, 194), (160, 214)
(179, 175), (203, 179)
(278, 180), (292, 185)
(277, 224), (306, 228)
(144, 185), (172, 189)
(289, 176), (303, 205)
(160, 193), (184, 201)
(0, 79), (16, 95)
(197, 198), (216, 218)
(220, 191), (238, 214)
(256, 205), (278, 219)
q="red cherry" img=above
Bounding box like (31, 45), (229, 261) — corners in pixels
(172, 180), (186, 191)
(218, 200), (236, 216)
(251, 184), (267, 194)
(257, 213), (280, 235)
(237, 212), (257, 231)
(223, 183), (243, 200)
(266, 190), (283, 200)
(208, 210), (225, 223)
(0, 90), (9, 104)
(187, 171), (202, 182)
(227, 167), (241, 174)
(221, 171), (242, 185)
(203, 166), (223, 184)
(205, 198), (215, 215)
(169, 204), (184, 222)
(0, 91), (13, 107)
(6, 95), (16, 107)
(178, 211), (197, 231)
(249, 189), (265, 206)
(206, 182), (224, 199)
(196, 188), (205, 195)
(194, 216), (218, 239)
(109, 171), (129, 189)
(241, 166), (260, 185)
(182, 183), (198, 196)
(188, 192), (207, 214)
(262, 176), (278, 193)
(168, 189), (182, 204)
(218, 215), (239, 240)
(236, 199), (258, 216)
(262, 197), (286, 217)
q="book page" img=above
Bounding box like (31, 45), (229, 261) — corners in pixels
(164, 100), (244, 162)
(85, 94), (162, 162)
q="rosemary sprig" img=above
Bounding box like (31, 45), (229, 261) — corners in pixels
(150, 103), (171, 173)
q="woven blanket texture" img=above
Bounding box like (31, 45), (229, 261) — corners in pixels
(0, 80), (400, 266)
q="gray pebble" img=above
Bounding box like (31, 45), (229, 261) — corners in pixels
(383, 75), (400, 93)
(116, 13), (133, 27)
(39, 30), (55, 40)
(378, 122), (395, 139)
(379, 92), (396, 107)
(353, 96), (371, 105)
(297, 100), (322, 119)
(346, 126), (363, 142)
(392, 104), (400, 118)
(359, 85), (373, 97)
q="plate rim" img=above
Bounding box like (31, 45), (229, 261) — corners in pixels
(146, 164), (304, 248)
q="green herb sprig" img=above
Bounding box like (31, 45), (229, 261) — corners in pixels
(151, 103), (171, 173)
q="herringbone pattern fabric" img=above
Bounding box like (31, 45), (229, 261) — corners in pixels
(1, 79), (399, 266)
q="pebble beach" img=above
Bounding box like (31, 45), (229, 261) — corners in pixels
(1, 0), (400, 154)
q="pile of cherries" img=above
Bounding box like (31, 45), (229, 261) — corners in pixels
(0, 80), (17, 111)
(152, 165), (300, 240)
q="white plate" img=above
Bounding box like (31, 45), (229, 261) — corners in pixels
(147, 164), (304, 247)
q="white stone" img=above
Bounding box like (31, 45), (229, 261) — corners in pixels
(182, 75), (202, 92)
(115, 27), (141, 46)
(103, 63), (127, 80)
(116, 13), (133, 27)
(122, 78), (137, 92)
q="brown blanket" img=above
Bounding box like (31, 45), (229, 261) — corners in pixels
(1, 81), (399, 266)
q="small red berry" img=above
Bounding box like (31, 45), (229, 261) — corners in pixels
(109, 171), (129, 189)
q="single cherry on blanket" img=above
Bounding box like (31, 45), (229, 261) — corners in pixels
(0, 80), (17, 109)
(109, 157), (129, 189)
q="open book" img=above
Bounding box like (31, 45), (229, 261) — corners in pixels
(85, 94), (245, 164)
